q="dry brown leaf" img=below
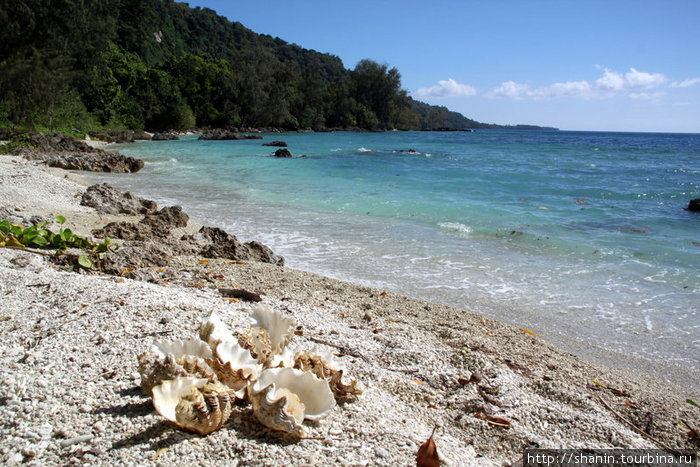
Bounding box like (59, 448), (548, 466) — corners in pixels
(120, 268), (134, 276)
(153, 447), (169, 460)
(380, 291), (388, 296)
(227, 260), (247, 264)
(226, 298), (240, 303)
(519, 328), (538, 337)
(416, 426), (440, 467)
(294, 330), (304, 336)
(199, 259), (210, 264)
(474, 412), (512, 428)
(412, 379), (427, 385)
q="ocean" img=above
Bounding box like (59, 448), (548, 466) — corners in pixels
(89, 130), (699, 383)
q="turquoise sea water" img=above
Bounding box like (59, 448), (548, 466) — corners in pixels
(93, 130), (699, 382)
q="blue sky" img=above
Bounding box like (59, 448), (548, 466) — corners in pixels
(187, 1), (700, 132)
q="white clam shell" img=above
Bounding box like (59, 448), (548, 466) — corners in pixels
(249, 368), (335, 435)
(152, 377), (235, 435)
(249, 304), (295, 355)
(200, 313), (236, 351)
(209, 341), (263, 398)
(138, 339), (215, 396)
(153, 338), (213, 360)
(293, 350), (363, 401)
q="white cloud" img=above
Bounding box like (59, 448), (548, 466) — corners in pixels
(596, 69), (626, 91)
(671, 77), (700, 88)
(415, 78), (477, 98)
(624, 68), (667, 89)
(490, 67), (673, 101)
(628, 91), (666, 101)
(535, 80), (593, 99)
(485, 81), (530, 99)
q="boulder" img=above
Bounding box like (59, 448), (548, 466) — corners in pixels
(81, 183), (158, 215)
(199, 129), (263, 140)
(273, 148), (292, 158)
(140, 205), (189, 232)
(687, 199), (700, 212)
(152, 132), (179, 141)
(262, 140), (288, 147)
(198, 226), (284, 265)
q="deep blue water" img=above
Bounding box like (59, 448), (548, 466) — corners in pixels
(90, 130), (699, 381)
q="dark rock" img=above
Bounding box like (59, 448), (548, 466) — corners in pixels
(94, 222), (152, 241)
(89, 130), (135, 143)
(198, 226), (284, 265)
(687, 199), (700, 212)
(14, 134), (145, 173)
(141, 206), (189, 231)
(199, 129), (263, 140)
(262, 140), (288, 147)
(41, 152), (144, 173)
(81, 183), (158, 215)
(152, 132), (179, 141)
(273, 148), (292, 158)
(133, 131), (153, 140)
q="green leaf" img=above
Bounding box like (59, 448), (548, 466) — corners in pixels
(688, 399), (699, 408)
(31, 236), (48, 247)
(0, 219), (11, 234)
(36, 222), (49, 228)
(11, 225), (23, 236)
(56, 215), (66, 225)
(78, 255), (93, 268)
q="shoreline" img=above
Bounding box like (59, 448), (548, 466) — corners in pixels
(1, 154), (698, 465)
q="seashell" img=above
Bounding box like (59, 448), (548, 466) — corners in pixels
(138, 338), (216, 396)
(293, 350), (363, 401)
(152, 377), (235, 435)
(199, 313), (237, 351)
(238, 326), (272, 366)
(249, 304), (295, 355)
(249, 368), (335, 435)
(206, 341), (262, 399)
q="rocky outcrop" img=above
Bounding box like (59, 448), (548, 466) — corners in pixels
(152, 132), (179, 141)
(14, 133), (144, 173)
(198, 129), (263, 140)
(273, 148), (292, 158)
(262, 140), (287, 147)
(687, 199), (700, 212)
(81, 183), (158, 215)
(197, 227), (284, 265)
(90, 192), (284, 278)
(88, 130), (135, 143)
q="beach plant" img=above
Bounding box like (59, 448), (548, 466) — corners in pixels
(0, 215), (117, 269)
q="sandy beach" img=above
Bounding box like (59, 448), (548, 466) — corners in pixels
(1, 153), (698, 466)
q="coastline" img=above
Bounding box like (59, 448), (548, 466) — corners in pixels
(1, 154), (698, 465)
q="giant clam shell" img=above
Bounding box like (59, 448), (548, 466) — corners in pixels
(250, 304), (295, 355)
(199, 313), (237, 351)
(138, 338), (216, 396)
(206, 341), (263, 399)
(293, 350), (363, 402)
(249, 368), (335, 435)
(152, 377), (235, 435)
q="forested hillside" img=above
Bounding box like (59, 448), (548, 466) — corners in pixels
(0, 0), (552, 133)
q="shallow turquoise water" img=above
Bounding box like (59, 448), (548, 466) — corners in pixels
(91, 130), (700, 379)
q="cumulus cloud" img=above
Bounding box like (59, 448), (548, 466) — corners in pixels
(489, 67), (673, 100)
(671, 77), (700, 88)
(415, 78), (477, 98)
(485, 81), (530, 99)
(624, 68), (667, 89)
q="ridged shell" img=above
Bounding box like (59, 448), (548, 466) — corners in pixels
(238, 326), (272, 366)
(137, 339), (216, 396)
(293, 350), (363, 401)
(199, 313), (236, 351)
(249, 368), (335, 435)
(206, 341), (262, 398)
(152, 377), (235, 435)
(249, 304), (295, 355)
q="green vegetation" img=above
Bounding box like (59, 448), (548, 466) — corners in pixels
(0, 216), (117, 269)
(0, 0), (554, 134)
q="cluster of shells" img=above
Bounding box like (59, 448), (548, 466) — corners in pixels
(137, 304), (362, 436)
